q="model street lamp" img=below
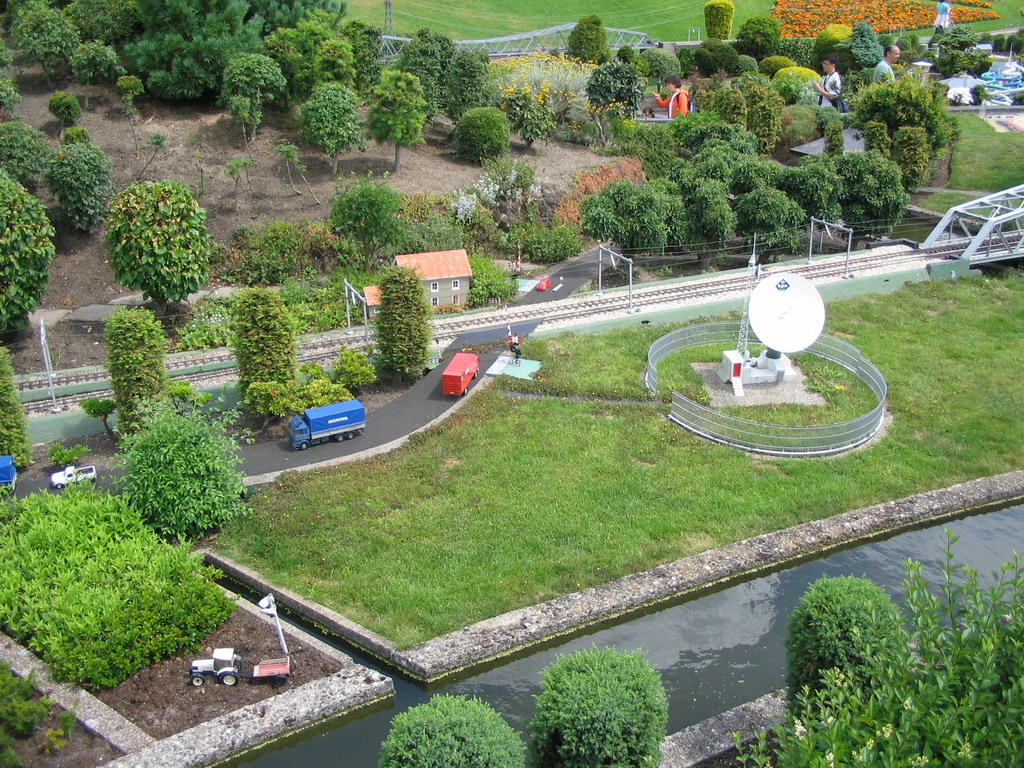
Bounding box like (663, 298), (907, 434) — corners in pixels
(258, 594), (289, 655)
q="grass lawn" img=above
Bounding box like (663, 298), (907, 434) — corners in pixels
(215, 276), (1024, 648)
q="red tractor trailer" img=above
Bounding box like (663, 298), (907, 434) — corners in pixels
(441, 352), (479, 396)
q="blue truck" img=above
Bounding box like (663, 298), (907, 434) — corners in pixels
(288, 400), (366, 451)
(0, 456), (15, 496)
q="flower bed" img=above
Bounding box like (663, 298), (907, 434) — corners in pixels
(772, 0), (999, 38)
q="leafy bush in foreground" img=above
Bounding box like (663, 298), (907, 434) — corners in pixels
(528, 647), (668, 768)
(0, 488), (235, 688)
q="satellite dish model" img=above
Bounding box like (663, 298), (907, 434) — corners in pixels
(716, 272), (826, 396)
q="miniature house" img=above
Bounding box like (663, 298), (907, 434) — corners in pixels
(362, 285), (381, 318)
(394, 249), (472, 308)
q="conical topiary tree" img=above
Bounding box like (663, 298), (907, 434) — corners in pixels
(105, 307), (170, 433)
(0, 346), (31, 467)
(373, 266), (431, 384)
(566, 15), (610, 64)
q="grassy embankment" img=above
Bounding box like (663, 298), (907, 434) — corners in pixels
(216, 275), (1024, 649)
(920, 114), (1024, 211)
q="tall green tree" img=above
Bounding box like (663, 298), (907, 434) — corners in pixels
(0, 175), (55, 332)
(395, 27), (455, 118)
(221, 53), (287, 147)
(299, 82), (366, 175)
(230, 287), (297, 400)
(566, 14), (610, 64)
(119, 403), (246, 540)
(105, 307), (170, 433)
(328, 175), (406, 270)
(45, 142), (114, 231)
(444, 48), (491, 121)
(834, 150), (910, 233)
(849, 20), (884, 70)
(368, 70), (427, 174)
(586, 60), (643, 145)
(125, 0), (262, 101)
(264, 10), (355, 102)
(582, 179), (683, 250)
(12, 4), (81, 80)
(341, 20), (383, 93)
(373, 266), (431, 384)
(0, 347), (30, 467)
(246, 0), (343, 35)
(106, 181), (212, 307)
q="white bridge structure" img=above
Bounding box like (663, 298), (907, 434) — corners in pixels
(922, 182), (1024, 263)
(381, 22), (656, 60)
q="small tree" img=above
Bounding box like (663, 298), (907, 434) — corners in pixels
(704, 0), (735, 40)
(12, 4), (81, 80)
(813, 24), (855, 76)
(299, 82), (366, 175)
(693, 38), (740, 76)
(891, 125), (932, 190)
(116, 75), (144, 157)
(0, 176), (56, 332)
(396, 27), (457, 118)
(373, 266), (431, 384)
(71, 42), (125, 110)
(275, 140), (321, 203)
(368, 69), (427, 174)
(849, 21), (884, 70)
(119, 403), (245, 540)
(221, 53), (287, 148)
(467, 253), (516, 307)
(66, 0), (142, 47)
(81, 397), (117, 434)
(835, 150), (910, 233)
(45, 142), (114, 231)
(586, 60), (643, 145)
(137, 132), (167, 179)
(48, 91), (82, 133)
(528, 647), (668, 768)
(444, 48), (491, 121)
(104, 307), (170, 434)
(333, 347), (376, 391)
(582, 179), (683, 250)
(498, 87), (556, 149)
(0, 347), (31, 467)
(380, 695), (524, 768)
(0, 77), (20, 118)
(0, 121), (50, 188)
(854, 78), (956, 157)
(734, 186), (806, 257)
(681, 177), (736, 269)
(566, 14), (610, 64)
(328, 175), (407, 270)
(230, 287), (296, 400)
(862, 120), (891, 155)
(743, 82), (784, 154)
(777, 155), (842, 221)
(226, 155), (256, 209)
(107, 181), (211, 308)
(735, 16), (781, 59)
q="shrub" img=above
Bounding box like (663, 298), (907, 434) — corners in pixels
(125, 0), (262, 101)
(680, 120), (759, 155)
(771, 70), (813, 104)
(617, 45), (650, 77)
(0, 121), (50, 188)
(264, 11), (352, 103)
(774, 66), (819, 84)
(71, 42), (124, 100)
(813, 24), (854, 75)
(616, 122), (677, 179)
(61, 126), (91, 145)
(105, 308), (169, 433)
(703, 0), (735, 40)
(81, 397), (117, 433)
(220, 219), (341, 285)
(640, 48), (680, 80)
(0, 176), (55, 334)
(736, 55), (758, 73)
(777, 155), (841, 221)
(373, 266), (432, 383)
(380, 695), (524, 768)
(742, 82), (783, 153)
(582, 179), (684, 250)
(676, 46), (695, 75)
(177, 296), (235, 351)
(862, 120), (890, 155)
(231, 287), (296, 400)
(680, 177), (735, 253)
(66, 0), (142, 47)
(785, 575), (901, 702)
(498, 86), (556, 148)
(694, 39), (739, 76)
(467, 253), (516, 307)
(12, 4), (81, 80)
(777, 105), (819, 149)
(395, 27), (469, 119)
(505, 221), (583, 263)
(759, 55), (795, 77)
(528, 647), (668, 768)
(566, 14), (610, 64)
(0, 347), (30, 467)
(47, 91), (82, 128)
(333, 347), (376, 391)
(735, 16), (781, 59)
(776, 37), (815, 68)
(702, 87), (747, 126)
(554, 157), (646, 226)
(246, 0), (343, 35)
(891, 125), (931, 190)
(45, 142), (114, 231)
(729, 154), (781, 195)
(329, 175), (407, 270)
(49, 443), (89, 467)
(849, 21), (884, 70)
(0, 488), (235, 688)
(107, 181), (212, 306)
(734, 187), (806, 255)
(586, 59), (644, 145)
(854, 78), (955, 157)
(453, 107), (511, 164)
(119, 403), (246, 540)
(221, 53), (287, 145)
(0, 77), (19, 117)
(445, 48), (491, 121)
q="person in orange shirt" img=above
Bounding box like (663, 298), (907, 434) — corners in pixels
(655, 74), (689, 118)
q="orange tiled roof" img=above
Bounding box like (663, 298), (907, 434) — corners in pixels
(394, 249), (472, 280)
(363, 285), (381, 306)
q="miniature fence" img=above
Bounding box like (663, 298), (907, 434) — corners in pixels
(645, 322), (888, 457)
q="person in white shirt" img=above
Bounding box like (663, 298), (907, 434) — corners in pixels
(812, 54), (843, 109)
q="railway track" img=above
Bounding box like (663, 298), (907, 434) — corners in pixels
(17, 245), (964, 415)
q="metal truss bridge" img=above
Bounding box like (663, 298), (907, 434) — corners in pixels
(922, 182), (1024, 263)
(380, 22), (656, 60)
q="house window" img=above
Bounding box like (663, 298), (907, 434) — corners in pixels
(430, 281), (439, 292)
(431, 297), (438, 307)
(452, 294), (460, 304)
(452, 279), (460, 290)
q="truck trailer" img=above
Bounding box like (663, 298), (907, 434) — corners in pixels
(288, 399), (365, 450)
(441, 352), (479, 396)
(0, 456), (15, 496)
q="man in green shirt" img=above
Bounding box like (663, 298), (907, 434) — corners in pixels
(873, 45), (901, 82)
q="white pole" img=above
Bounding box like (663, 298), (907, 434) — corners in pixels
(39, 321), (59, 413)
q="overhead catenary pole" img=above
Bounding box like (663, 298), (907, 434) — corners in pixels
(38, 320), (60, 413)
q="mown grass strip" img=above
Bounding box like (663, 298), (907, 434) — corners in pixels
(216, 276), (1024, 648)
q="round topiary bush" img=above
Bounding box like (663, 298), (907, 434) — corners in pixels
(48, 90), (81, 127)
(735, 15), (781, 59)
(785, 576), (901, 707)
(813, 24), (854, 74)
(528, 647), (668, 768)
(737, 54), (758, 73)
(694, 39), (740, 76)
(774, 65), (820, 83)
(704, 0), (735, 40)
(759, 55), (796, 77)
(380, 695), (524, 768)
(640, 47), (680, 80)
(453, 106), (511, 164)
(61, 125), (91, 144)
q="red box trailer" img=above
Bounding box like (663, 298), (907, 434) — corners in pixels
(441, 352), (479, 396)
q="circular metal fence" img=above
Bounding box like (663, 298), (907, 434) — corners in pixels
(645, 322), (888, 457)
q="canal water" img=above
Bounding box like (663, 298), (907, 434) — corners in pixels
(228, 501), (1024, 767)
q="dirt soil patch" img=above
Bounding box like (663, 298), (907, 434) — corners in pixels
(94, 606), (344, 741)
(10, 704), (122, 768)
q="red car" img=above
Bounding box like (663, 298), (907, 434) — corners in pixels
(535, 277), (552, 291)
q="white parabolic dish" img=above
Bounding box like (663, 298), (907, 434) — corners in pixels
(747, 273), (826, 353)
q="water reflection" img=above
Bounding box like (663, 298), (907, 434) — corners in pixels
(230, 503), (1024, 767)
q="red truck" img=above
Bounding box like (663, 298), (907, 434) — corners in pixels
(441, 352), (479, 396)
